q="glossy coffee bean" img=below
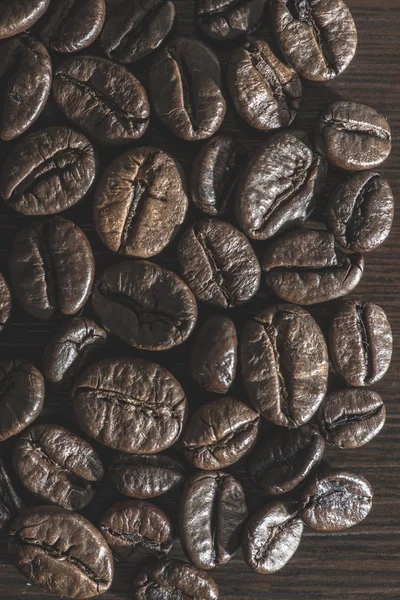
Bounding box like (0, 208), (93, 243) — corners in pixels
(0, 0), (50, 40)
(0, 273), (12, 333)
(196, 0), (267, 41)
(0, 460), (24, 530)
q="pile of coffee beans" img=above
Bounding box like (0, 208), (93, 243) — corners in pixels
(0, 0), (394, 598)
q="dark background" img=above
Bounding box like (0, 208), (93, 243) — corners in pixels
(0, 0), (399, 598)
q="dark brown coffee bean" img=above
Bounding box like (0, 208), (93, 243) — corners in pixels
(150, 37), (226, 141)
(241, 305), (328, 428)
(94, 147), (189, 258)
(329, 300), (392, 387)
(9, 217), (95, 321)
(92, 260), (197, 351)
(0, 459), (24, 530)
(0, 360), (44, 443)
(8, 505), (114, 598)
(196, 0), (267, 41)
(0, 0), (50, 40)
(53, 56), (150, 146)
(182, 397), (259, 470)
(101, 0), (176, 64)
(13, 424), (104, 510)
(0, 273), (12, 333)
(263, 228), (364, 305)
(180, 471), (247, 569)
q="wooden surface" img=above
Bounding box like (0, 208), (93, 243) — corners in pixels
(0, 0), (399, 598)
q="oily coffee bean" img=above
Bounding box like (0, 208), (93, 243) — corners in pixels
(0, 360), (44, 443)
(94, 147), (189, 258)
(0, 273), (12, 333)
(243, 501), (303, 574)
(182, 397), (260, 470)
(101, 0), (176, 64)
(248, 425), (325, 494)
(0, 459), (24, 530)
(13, 424), (104, 510)
(318, 389), (386, 450)
(263, 228), (364, 305)
(180, 471), (248, 569)
(178, 218), (261, 309)
(228, 40), (302, 131)
(329, 300), (392, 387)
(150, 37), (226, 141)
(53, 56), (150, 146)
(300, 471), (373, 531)
(0, 35), (52, 142)
(43, 318), (108, 386)
(8, 505), (114, 598)
(73, 357), (188, 454)
(0, 126), (98, 215)
(272, 0), (357, 82)
(190, 315), (237, 394)
(241, 305), (328, 428)
(109, 454), (185, 499)
(0, 0), (50, 40)
(9, 217), (95, 321)
(315, 101), (392, 170)
(99, 500), (173, 562)
(92, 260), (197, 351)
(326, 171), (394, 253)
(196, 0), (267, 41)
(235, 132), (327, 240)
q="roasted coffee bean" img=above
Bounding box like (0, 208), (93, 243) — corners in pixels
(0, 460), (24, 530)
(178, 218), (260, 309)
(272, 0), (357, 82)
(182, 397), (259, 470)
(109, 454), (185, 499)
(180, 471), (248, 569)
(13, 424), (104, 510)
(0, 273), (12, 333)
(53, 56), (150, 145)
(73, 357), (188, 454)
(326, 171), (394, 253)
(190, 315), (237, 394)
(318, 389), (385, 450)
(235, 132), (326, 240)
(92, 260), (197, 351)
(43, 318), (107, 386)
(9, 217), (95, 321)
(39, 0), (106, 53)
(300, 471), (373, 531)
(0, 360), (44, 443)
(228, 40), (302, 131)
(249, 425), (325, 494)
(263, 228), (364, 305)
(99, 500), (173, 562)
(241, 305), (328, 428)
(8, 506), (114, 598)
(150, 37), (226, 141)
(0, 126), (98, 215)
(0, 0), (50, 40)
(101, 0), (176, 64)
(315, 101), (392, 170)
(329, 300), (392, 387)
(243, 501), (303, 574)
(94, 147), (189, 258)
(196, 0), (267, 41)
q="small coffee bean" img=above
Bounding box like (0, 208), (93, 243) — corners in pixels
(196, 0), (267, 42)
(0, 459), (24, 530)
(0, 0), (50, 40)
(0, 273), (12, 333)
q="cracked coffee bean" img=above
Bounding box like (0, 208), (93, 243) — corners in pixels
(196, 0), (267, 41)
(0, 0), (50, 40)
(0, 459), (24, 530)
(0, 273), (12, 333)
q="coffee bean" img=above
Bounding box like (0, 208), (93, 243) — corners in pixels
(315, 101), (392, 170)
(263, 228), (364, 305)
(94, 147), (189, 258)
(8, 505), (114, 598)
(92, 260), (197, 351)
(248, 425), (325, 494)
(150, 37), (226, 141)
(178, 218), (261, 308)
(182, 397), (259, 470)
(235, 132), (326, 240)
(241, 304), (328, 428)
(272, 0), (357, 81)
(101, 0), (176, 64)
(0, 273), (12, 333)
(0, 460), (24, 530)
(196, 0), (267, 41)
(228, 40), (302, 131)
(0, 360), (44, 443)
(73, 357), (188, 454)
(0, 0), (50, 40)
(13, 424), (104, 510)
(53, 56), (150, 145)
(180, 471), (248, 569)
(9, 217), (95, 321)
(329, 300), (392, 387)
